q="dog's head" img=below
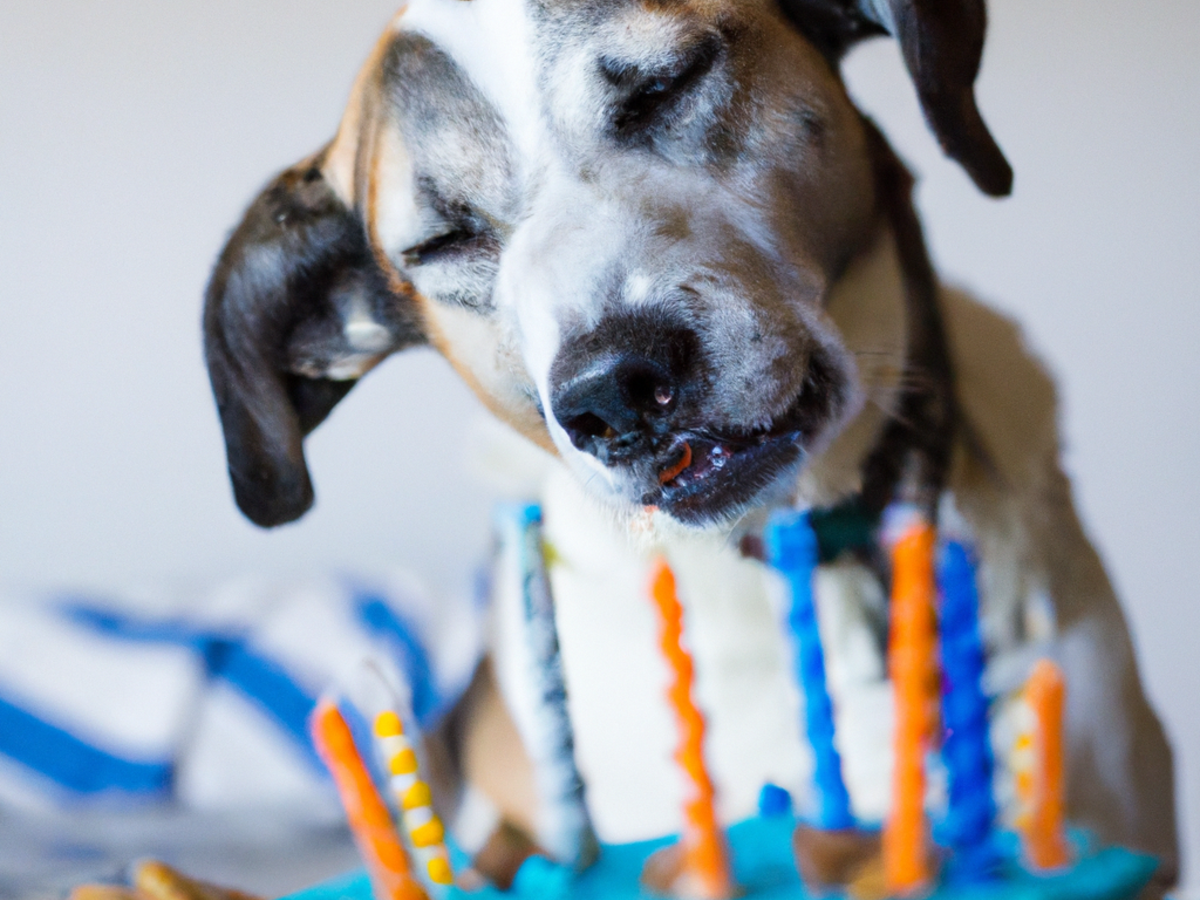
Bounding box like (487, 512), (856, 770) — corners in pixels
(205, 0), (1009, 529)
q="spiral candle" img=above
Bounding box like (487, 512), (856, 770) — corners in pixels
(649, 557), (734, 900)
(764, 510), (854, 831)
(937, 541), (997, 877)
(883, 522), (938, 897)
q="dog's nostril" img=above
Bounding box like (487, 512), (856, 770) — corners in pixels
(620, 362), (677, 417)
(565, 412), (618, 444)
(552, 357), (682, 458)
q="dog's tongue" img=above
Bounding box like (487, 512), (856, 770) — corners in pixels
(659, 441), (693, 484)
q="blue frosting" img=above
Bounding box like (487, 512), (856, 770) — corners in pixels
(281, 817), (1157, 900)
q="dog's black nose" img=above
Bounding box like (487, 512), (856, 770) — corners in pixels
(554, 356), (676, 449)
(549, 311), (699, 464)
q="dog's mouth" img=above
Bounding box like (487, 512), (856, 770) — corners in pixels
(641, 427), (804, 524)
(638, 376), (837, 524)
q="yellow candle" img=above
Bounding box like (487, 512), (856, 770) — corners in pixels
(310, 700), (429, 900)
(375, 711), (456, 888)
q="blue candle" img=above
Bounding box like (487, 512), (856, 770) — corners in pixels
(937, 540), (997, 877)
(765, 510), (854, 831)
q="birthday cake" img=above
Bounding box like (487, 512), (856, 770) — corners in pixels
(283, 502), (1160, 900)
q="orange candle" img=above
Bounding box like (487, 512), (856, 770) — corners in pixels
(883, 522), (938, 897)
(1021, 660), (1071, 870)
(649, 557), (734, 900)
(310, 699), (429, 900)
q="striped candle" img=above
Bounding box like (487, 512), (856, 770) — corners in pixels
(493, 503), (598, 870)
(309, 699), (429, 900)
(374, 711), (455, 892)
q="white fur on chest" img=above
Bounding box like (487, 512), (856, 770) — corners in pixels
(540, 465), (808, 840)
(535, 466), (896, 841)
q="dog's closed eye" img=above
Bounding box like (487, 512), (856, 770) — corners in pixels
(604, 33), (723, 138)
(402, 186), (500, 269)
(400, 195), (502, 311)
(402, 227), (493, 267)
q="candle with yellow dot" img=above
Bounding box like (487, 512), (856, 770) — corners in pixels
(1016, 660), (1071, 871)
(309, 700), (428, 900)
(375, 710), (455, 890)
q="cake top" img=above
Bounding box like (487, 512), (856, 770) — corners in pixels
(283, 816), (1157, 900)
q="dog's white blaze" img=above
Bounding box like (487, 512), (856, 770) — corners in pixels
(400, 0), (544, 166)
(624, 271), (656, 306)
(494, 179), (620, 496)
(496, 212), (561, 402)
(502, 174), (622, 373)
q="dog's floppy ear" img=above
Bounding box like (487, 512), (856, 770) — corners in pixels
(779, 0), (1013, 197)
(204, 155), (424, 528)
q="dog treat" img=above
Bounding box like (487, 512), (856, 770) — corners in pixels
(882, 522), (938, 897)
(492, 503), (598, 870)
(765, 510), (855, 831)
(309, 699), (429, 900)
(936, 541), (998, 878)
(374, 711), (455, 891)
(647, 557), (735, 900)
(1018, 660), (1072, 871)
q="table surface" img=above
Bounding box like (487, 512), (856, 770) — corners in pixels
(0, 807), (360, 900)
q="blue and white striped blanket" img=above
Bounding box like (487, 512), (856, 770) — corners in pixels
(0, 572), (484, 814)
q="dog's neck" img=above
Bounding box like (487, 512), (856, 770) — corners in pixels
(792, 216), (908, 513)
(855, 123), (959, 518)
(794, 125), (955, 527)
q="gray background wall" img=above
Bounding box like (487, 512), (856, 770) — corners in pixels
(1, 1), (1196, 894)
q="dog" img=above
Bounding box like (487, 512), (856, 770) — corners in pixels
(202, 0), (1179, 892)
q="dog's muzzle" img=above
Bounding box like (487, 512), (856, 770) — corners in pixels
(548, 310), (844, 524)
